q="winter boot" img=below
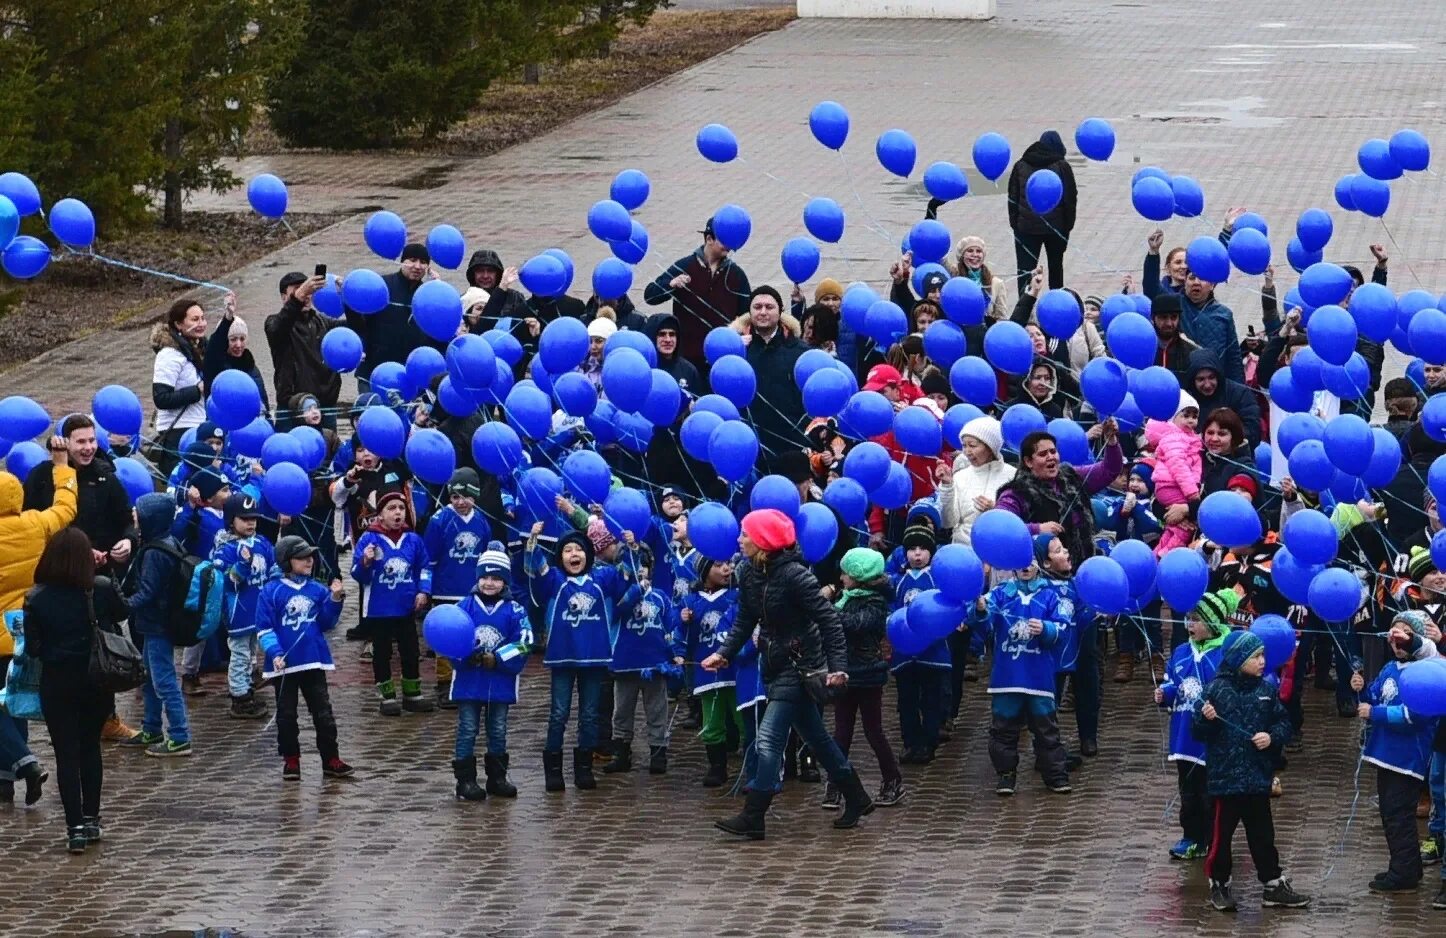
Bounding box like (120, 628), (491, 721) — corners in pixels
(702, 743), (729, 787)
(648, 745), (668, 775)
(0, 781), (11, 802)
(833, 768), (876, 829)
(484, 752), (518, 797)
(678, 695), (702, 730)
(602, 739), (633, 774)
(67, 825), (88, 854)
(401, 678), (436, 713)
(17, 762), (46, 806)
(543, 750), (566, 793)
(715, 788), (773, 840)
(377, 680), (402, 716)
(573, 747), (598, 790)
(1149, 653), (1167, 683)
(81, 816), (102, 844)
(1112, 651), (1135, 683)
(436, 682), (458, 711)
(453, 757), (486, 802)
(230, 693), (268, 720)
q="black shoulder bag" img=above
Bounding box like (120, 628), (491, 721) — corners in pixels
(87, 588), (148, 693)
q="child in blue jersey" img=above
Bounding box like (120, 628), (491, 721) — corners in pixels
(604, 541), (685, 776)
(525, 521), (629, 793)
(733, 618), (765, 792)
(424, 468), (495, 707)
(971, 552), (1071, 796)
(210, 493), (275, 720)
(891, 524), (951, 765)
(681, 556), (741, 788)
(1354, 611), (1441, 893)
(448, 542), (531, 802)
(646, 488), (688, 600)
(1154, 589), (1234, 861)
(352, 490), (434, 716)
(174, 467), (230, 696)
(256, 536), (353, 781)
(1037, 534), (1100, 764)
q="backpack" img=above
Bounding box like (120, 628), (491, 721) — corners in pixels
(148, 540), (225, 646)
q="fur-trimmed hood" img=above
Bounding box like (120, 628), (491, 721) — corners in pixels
(729, 311), (803, 339)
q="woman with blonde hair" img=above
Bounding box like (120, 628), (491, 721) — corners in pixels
(949, 236), (1008, 321)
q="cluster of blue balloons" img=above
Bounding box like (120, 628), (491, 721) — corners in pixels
(1334, 130), (1429, 219)
(1130, 167), (1204, 222)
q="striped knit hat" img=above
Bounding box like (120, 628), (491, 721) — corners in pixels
(476, 541), (511, 583)
(1392, 609), (1430, 638)
(1407, 545), (1437, 582)
(1190, 588), (1240, 637)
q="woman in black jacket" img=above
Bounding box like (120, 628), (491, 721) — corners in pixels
(25, 527), (127, 853)
(704, 509), (874, 840)
(821, 548), (903, 811)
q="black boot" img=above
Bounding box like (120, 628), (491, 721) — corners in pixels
(82, 816), (102, 844)
(67, 825), (88, 854)
(17, 762), (46, 806)
(484, 752), (517, 798)
(452, 757), (486, 802)
(436, 682), (458, 711)
(648, 745), (668, 775)
(715, 789), (773, 840)
(602, 739), (633, 774)
(702, 742), (729, 787)
(543, 750), (566, 793)
(833, 768), (876, 829)
(678, 695), (701, 730)
(573, 747), (598, 790)
(0, 781), (12, 803)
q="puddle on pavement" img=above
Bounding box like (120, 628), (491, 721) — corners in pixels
(1138, 96), (1284, 129)
(389, 163), (458, 190)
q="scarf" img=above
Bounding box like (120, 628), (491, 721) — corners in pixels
(1002, 464), (1094, 563)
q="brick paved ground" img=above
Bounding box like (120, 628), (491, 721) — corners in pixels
(5, 1), (1446, 934)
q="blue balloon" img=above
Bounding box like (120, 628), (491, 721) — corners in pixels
(1133, 366), (1183, 421)
(708, 355), (756, 410)
(796, 502), (840, 564)
(1157, 547), (1209, 611)
(793, 348), (838, 389)
(1269, 367), (1312, 414)
(405, 346), (446, 398)
(311, 274), (343, 318)
(1335, 174), (1359, 212)
(923, 320), (966, 368)
(518, 467), (563, 519)
(972, 132), (1011, 182)
(1074, 118), (1115, 161)
(423, 604), (477, 661)
(0, 396), (48, 440)
(363, 211), (406, 261)
(1267, 546), (1319, 607)
(610, 169), (651, 211)
(887, 608), (931, 657)
(1281, 508), (1337, 565)
(876, 129), (917, 177)
(1358, 138), (1402, 180)
(1277, 412), (1324, 461)
(48, 198), (95, 247)
(802, 197), (845, 243)
(1000, 404), (1046, 454)
(262, 463), (311, 516)
(0, 195), (16, 252)
(694, 394), (741, 421)
(780, 237), (820, 284)
(228, 416), (272, 460)
(808, 101), (849, 150)
(841, 283), (878, 331)
(587, 199), (632, 243)
(894, 406), (941, 456)
(1113, 393), (1145, 433)
(1409, 309), (1446, 365)
(708, 420), (758, 483)
(1026, 170), (1063, 214)
(1, 235), (49, 279)
(1234, 212), (1269, 235)
(535, 317), (587, 375)
(552, 371), (598, 418)
(560, 449), (611, 505)
(1324, 413), (1373, 475)
(543, 248), (577, 296)
(425, 224), (465, 270)
(356, 406), (405, 459)
(470, 421), (522, 476)
(246, 174), (287, 218)
(1049, 417), (1090, 465)
(909, 219), (951, 264)
(751, 474), (802, 517)
(1363, 427), (1403, 488)
(0, 172), (41, 215)
(113, 456), (154, 504)
(823, 477), (869, 526)
(598, 347), (648, 414)
(943, 404), (982, 449)
(367, 362), (408, 405)
(696, 123), (738, 163)
(1035, 289), (1080, 339)
(923, 161), (969, 201)
(1132, 177), (1175, 222)
(865, 300), (909, 345)
(439, 375), (479, 418)
(1424, 396), (1446, 443)
(1290, 347), (1326, 391)
(610, 220), (649, 265)
(1198, 490), (1261, 547)
(1431, 454), (1446, 507)
(1171, 176), (1204, 218)
(803, 367), (853, 418)
(411, 280), (462, 342)
(587, 257), (632, 300)
(1299, 262), (1351, 308)
(1295, 208), (1333, 253)
(843, 441), (891, 490)
(92, 385), (142, 437)
(517, 254), (565, 297)
(950, 356), (997, 407)
(838, 391), (893, 439)
(872, 461), (912, 509)
(1132, 166), (1170, 186)
(1255, 441), (1274, 477)
(1186, 236), (1230, 283)
(1075, 556), (1131, 614)
(1308, 567), (1363, 622)
(1080, 357), (1128, 414)
(1250, 615), (1297, 673)
(1409, 357), (1428, 392)
(688, 329), (740, 371)
(972, 509), (1033, 570)
(446, 334), (497, 395)
(641, 369), (682, 426)
(710, 203), (751, 251)
(3, 441), (46, 482)
(1351, 175), (1391, 218)
(940, 277), (987, 326)
(342, 268), (389, 315)
(982, 321), (1032, 375)
(690, 502), (741, 561)
(604, 329), (657, 368)
(1307, 304), (1356, 365)
(321, 327), (363, 373)
(403, 428), (455, 485)
(1106, 312), (1156, 370)
(1389, 129), (1431, 172)
(1288, 439), (1334, 492)
(209, 371), (262, 431)
(1350, 282), (1397, 342)
(929, 544), (985, 605)
(1399, 658), (1446, 718)
(680, 411), (722, 462)
(907, 590), (967, 642)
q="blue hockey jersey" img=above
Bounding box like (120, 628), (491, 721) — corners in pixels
(971, 577), (1064, 698)
(210, 532), (276, 636)
(1362, 658), (1439, 780)
(173, 504), (225, 559)
(256, 576), (342, 678)
(422, 505), (493, 601)
(449, 592), (532, 704)
(352, 527), (433, 617)
(1158, 638), (1224, 765)
(612, 582), (684, 674)
(681, 587), (739, 692)
(890, 566), (952, 670)
(525, 546), (628, 668)
(1040, 573), (1092, 675)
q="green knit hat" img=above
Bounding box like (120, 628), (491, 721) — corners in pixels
(840, 547), (885, 583)
(1407, 545), (1437, 582)
(1190, 588), (1240, 637)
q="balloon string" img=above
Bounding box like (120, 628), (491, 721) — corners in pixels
(62, 244), (231, 292)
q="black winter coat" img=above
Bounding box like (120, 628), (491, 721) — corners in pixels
(719, 547), (847, 703)
(24, 578), (127, 670)
(1007, 141), (1078, 237)
(204, 318), (272, 417)
(24, 453), (137, 562)
(1192, 651), (1294, 797)
(1187, 348), (1261, 448)
(837, 579), (892, 687)
(744, 327), (809, 455)
(264, 297), (344, 408)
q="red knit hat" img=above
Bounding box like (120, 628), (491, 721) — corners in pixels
(740, 508), (797, 553)
(1226, 474), (1259, 500)
(586, 516), (617, 554)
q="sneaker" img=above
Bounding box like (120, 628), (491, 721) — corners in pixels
(1209, 881), (1237, 912)
(323, 758), (355, 778)
(1432, 882), (1446, 910)
(379, 697), (402, 717)
(1046, 778), (1073, 794)
(181, 674), (207, 697)
(1422, 834), (1444, 866)
(1368, 872), (1420, 893)
(820, 784), (842, 810)
(282, 756), (301, 780)
(1169, 838), (1198, 860)
(144, 739), (193, 758)
(996, 772), (1016, 796)
(875, 778), (905, 807)
(1261, 877), (1311, 908)
(119, 730), (163, 749)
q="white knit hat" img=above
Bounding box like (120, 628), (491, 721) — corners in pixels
(587, 317), (617, 340)
(229, 317), (249, 339)
(460, 286), (489, 312)
(1177, 389), (1199, 415)
(960, 416), (1003, 457)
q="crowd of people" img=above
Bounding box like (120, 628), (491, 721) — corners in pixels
(2, 131), (1445, 916)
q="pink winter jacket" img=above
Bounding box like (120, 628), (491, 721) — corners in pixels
(1144, 419), (1202, 506)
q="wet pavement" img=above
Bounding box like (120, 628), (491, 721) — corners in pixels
(6, 0), (1446, 933)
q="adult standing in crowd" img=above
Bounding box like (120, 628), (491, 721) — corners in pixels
(25, 527), (127, 852)
(149, 298), (209, 476)
(937, 417), (1015, 547)
(346, 243), (433, 394)
(0, 438), (75, 806)
(738, 286), (809, 462)
(464, 249), (530, 333)
(996, 422), (1123, 568)
(204, 291), (270, 421)
(1008, 130), (1077, 297)
(266, 272), (342, 430)
(644, 217), (752, 366)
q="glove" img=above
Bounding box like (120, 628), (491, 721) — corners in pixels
(466, 649), (487, 668)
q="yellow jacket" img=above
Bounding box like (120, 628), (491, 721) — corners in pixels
(0, 465), (77, 656)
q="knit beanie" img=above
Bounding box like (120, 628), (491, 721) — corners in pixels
(448, 467), (481, 499)
(1221, 629), (1264, 673)
(181, 440), (218, 472)
(960, 416), (1003, 459)
(1392, 609), (1430, 638)
(476, 540), (511, 583)
(1032, 533), (1058, 569)
(191, 468), (226, 501)
(1408, 545), (1437, 582)
(740, 508), (796, 553)
(586, 516), (617, 554)
(1191, 588), (1241, 638)
(749, 284), (784, 312)
(920, 370), (952, 400)
(905, 497), (943, 531)
(400, 243), (430, 264)
(229, 317), (249, 339)
(815, 278), (844, 303)
(903, 524), (937, 554)
(587, 317), (617, 340)
(1129, 462), (1155, 496)
(1176, 390), (1199, 416)
(1226, 474), (1258, 500)
(956, 235), (987, 256)
(839, 547), (885, 583)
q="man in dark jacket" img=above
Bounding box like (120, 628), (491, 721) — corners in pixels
(265, 272), (342, 431)
(345, 243), (433, 388)
(1179, 272), (1245, 385)
(646, 313), (701, 399)
(24, 415), (137, 579)
(643, 218), (752, 368)
(1188, 348), (1261, 448)
(741, 286), (809, 464)
(1152, 293), (1199, 387)
(464, 249), (531, 340)
(1008, 130), (1078, 297)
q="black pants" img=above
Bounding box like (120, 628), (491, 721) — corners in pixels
(274, 669), (338, 760)
(1177, 761), (1212, 845)
(1378, 767), (1424, 884)
(987, 694), (1067, 784)
(368, 615), (420, 685)
(895, 663), (947, 751)
(1013, 231), (1068, 297)
(1206, 793), (1282, 885)
(946, 630), (970, 720)
(39, 667), (110, 828)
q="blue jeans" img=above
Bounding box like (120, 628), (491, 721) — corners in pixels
(546, 667), (604, 752)
(739, 703), (760, 789)
(752, 695), (852, 794)
(142, 635), (191, 744)
(0, 710), (35, 780)
(227, 633), (256, 698)
(454, 700), (510, 759)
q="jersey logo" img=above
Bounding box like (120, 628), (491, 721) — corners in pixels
(451, 531), (481, 562)
(1380, 676), (1399, 704)
(379, 556), (411, 589)
(474, 624), (503, 654)
(282, 594), (315, 632)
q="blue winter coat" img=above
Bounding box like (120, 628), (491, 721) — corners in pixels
(123, 494), (182, 638)
(1191, 636), (1293, 796)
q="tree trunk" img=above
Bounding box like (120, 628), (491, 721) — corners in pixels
(163, 117), (183, 230)
(523, 62), (541, 84)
